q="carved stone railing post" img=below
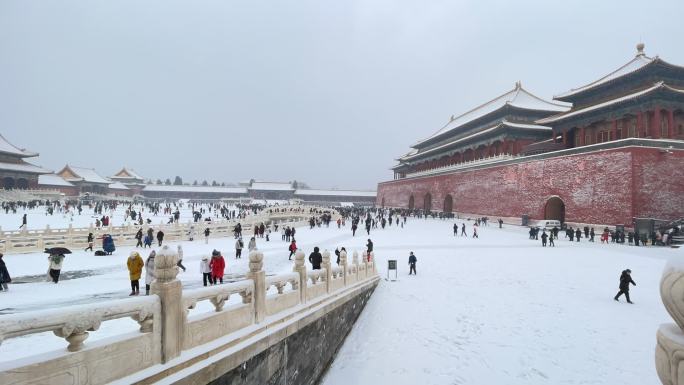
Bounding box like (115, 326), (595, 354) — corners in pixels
(351, 249), (358, 282)
(340, 249), (348, 286)
(151, 245), (183, 363)
(247, 251), (266, 323)
(355, 250), (365, 278)
(656, 263), (684, 385)
(293, 250), (307, 304)
(322, 250), (332, 294)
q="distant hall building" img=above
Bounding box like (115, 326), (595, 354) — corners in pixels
(0, 134), (50, 189)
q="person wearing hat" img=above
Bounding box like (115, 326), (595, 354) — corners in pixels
(127, 251), (144, 296)
(144, 250), (156, 295)
(200, 254), (212, 286)
(614, 269), (636, 304)
(308, 247), (322, 270)
(210, 250), (225, 285)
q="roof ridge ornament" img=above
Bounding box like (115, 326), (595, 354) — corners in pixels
(515, 81), (522, 89)
(636, 42), (645, 56)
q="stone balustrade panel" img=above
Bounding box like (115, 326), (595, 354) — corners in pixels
(0, 296), (162, 385)
(265, 272), (301, 317)
(182, 280), (255, 350)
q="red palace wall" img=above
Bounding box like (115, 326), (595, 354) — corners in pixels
(377, 147), (684, 226)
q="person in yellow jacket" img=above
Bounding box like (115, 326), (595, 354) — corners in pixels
(127, 251), (144, 296)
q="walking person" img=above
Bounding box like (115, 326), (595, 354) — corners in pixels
(248, 237), (257, 252)
(541, 230), (548, 247)
(176, 245), (186, 272)
(85, 232), (94, 252)
(20, 213), (27, 230)
(47, 253), (65, 283)
(408, 252), (417, 275)
(210, 250), (225, 284)
(204, 227), (211, 244)
(288, 240), (297, 260)
(127, 251), (144, 296)
(453, 223), (458, 236)
(135, 228), (143, 247)
(0, 253), (11, 292)
(200, 256), (213, 286)
(614, 269), (636, 303)
(235, 237), (244, 259)
(156, 230), (164, 247)
(549, 232), (555, 247)
(461, 223), (467, 237)
(144, 250), (155, 295)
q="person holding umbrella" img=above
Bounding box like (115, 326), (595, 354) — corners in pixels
(44, 247), (70, 284)
(0, 253), (11, 292)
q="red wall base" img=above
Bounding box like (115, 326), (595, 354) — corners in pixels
(377, 147), (684, 226)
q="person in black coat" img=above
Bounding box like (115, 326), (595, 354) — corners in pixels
(308, 247), (322, 270)
(0, 253), (11, 291)
(614, 269), (636, 304)
(156, 230), (164, 246)
(408, 252), (417, 275)
(135, 229), (143, 248)
(541, 230), (548, 247)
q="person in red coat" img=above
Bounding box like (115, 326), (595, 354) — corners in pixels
(209, 250), (225, 285)
(288, 240), (297, 260)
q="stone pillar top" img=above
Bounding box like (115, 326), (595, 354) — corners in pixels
(249, 251), (264, 273)
(155, 245), (179, 283)
(294, 250), (305, 268)
(322, 250), (331, 265)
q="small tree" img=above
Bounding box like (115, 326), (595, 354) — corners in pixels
(212, 180), (218, 186)
(156, 179), (163, 185)
(221, 182), (226, 187)
(165, 178), (172, 185)
(173, 176), (183, 185)
(193, 180), (198, 186)
(201, 180), (209, 186)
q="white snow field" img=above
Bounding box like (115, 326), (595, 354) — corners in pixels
(0, 216), (676, 384)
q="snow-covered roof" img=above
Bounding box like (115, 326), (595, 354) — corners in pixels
(111, 167), (144, 180)
(38, 174), (74, 186)
(59, 165), (111, 184)
(538, 82), (684, 124)
(414, 83), (569, 147)
(108, 182), (130, 190)
(0, 134), (39, 158)
(294, 189), (377, 197)
(401, 120), (551, 161)
(249, 182), (294, 191)
(0, 160), (51, 174)
(143, 185), (248, 194)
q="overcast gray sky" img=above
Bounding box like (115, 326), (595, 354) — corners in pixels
(1, 0), (683, 190)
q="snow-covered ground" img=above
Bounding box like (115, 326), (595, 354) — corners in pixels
(322, 220), (675, 385)
(1, 203), (229, 231)
(0, 215), (676, 384)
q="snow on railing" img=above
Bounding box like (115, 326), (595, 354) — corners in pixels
(0, 295), (161, 353)
(0, 205), (338, 254)
(0, 246), (378, 385)
(183, 280), (255, 313)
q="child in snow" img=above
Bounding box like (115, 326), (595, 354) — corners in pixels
(200, 256), (212, 286)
